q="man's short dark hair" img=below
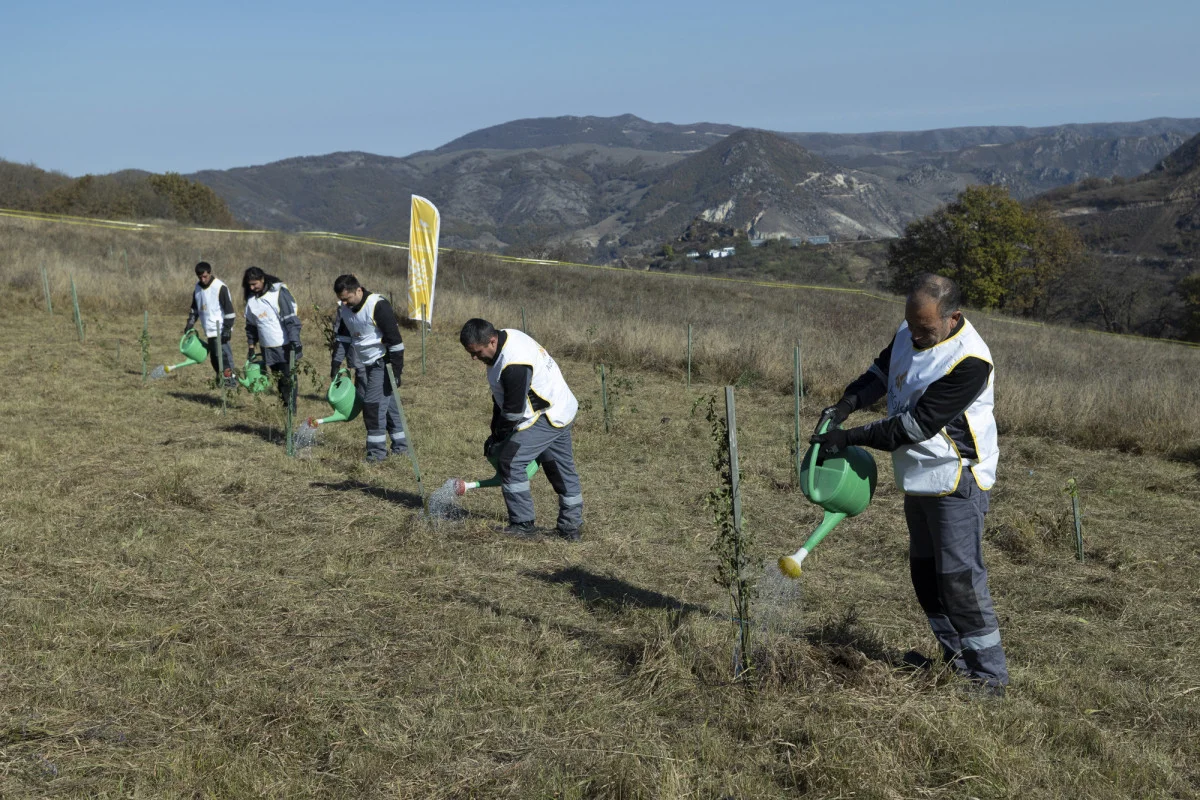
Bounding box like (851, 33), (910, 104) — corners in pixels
(333, 274), (361, 295)
(460, 318), (497, 347)
(908, 273), (961, 319)
(195, 261), (212, 277)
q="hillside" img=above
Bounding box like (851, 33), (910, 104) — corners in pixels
(619, 129), (924, 251)
(0, 159), (235, 226)
(1045, 131), (1200, 258)
(1, 214), (1199, 796)
(435, 113), (740, 154)
(181, 115), (1200, 258)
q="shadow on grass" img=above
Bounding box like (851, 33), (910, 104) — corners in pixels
(225, 422), (281, 445)
(525, 566), (711, 618)
(802, 606), (902, 667)
(1166, 444), (1200, 479)
(168, 391), (223, 408)
(310, 480), (424, 510)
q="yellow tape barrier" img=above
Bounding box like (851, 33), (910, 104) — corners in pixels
(2, 206), (1196, 349)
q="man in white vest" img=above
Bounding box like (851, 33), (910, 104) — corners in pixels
(460, 318), (583, 541)
(810, 273), (1008, 698)
(242, 267), (302, 409)
(183, 262), (236, 387)
(329, 274), (407, 463)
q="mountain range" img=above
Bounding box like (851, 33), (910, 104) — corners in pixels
(188, 114), (1200, 258)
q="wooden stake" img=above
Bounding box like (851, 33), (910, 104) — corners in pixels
(600, 364), (610, 433)
(42, 265), (52, 314)
(687, 323), (693, 390)
(70, 275), (84, 342)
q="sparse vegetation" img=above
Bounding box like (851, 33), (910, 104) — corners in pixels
(1, 159), (235, 226)
(1, 214), (1199, 797)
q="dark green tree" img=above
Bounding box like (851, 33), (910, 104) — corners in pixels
(887, 185), (1082, 313)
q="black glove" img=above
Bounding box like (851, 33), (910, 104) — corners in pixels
(293, 343), (303, 362)
(183, 324), (192, 336)
(330, 362), (342, 381)
(810, 427), (850, 459)
(484, 435), (497, 459)
(247, 348), (257, 363)
(220, 327), (232, 344)
(815, 400), (853, 435)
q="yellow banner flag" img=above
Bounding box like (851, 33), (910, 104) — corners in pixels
(407, 195), (440, 326)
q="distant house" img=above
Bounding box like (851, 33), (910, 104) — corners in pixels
(706, 246), (737, 258)
(685, 250), (700, 259)
(807, 235), (831, 245)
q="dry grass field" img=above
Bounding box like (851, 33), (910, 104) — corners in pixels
(1, 214), (1198, 798)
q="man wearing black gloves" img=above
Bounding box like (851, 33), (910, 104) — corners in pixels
(810, 273), (1008, 698)
(243, 267), (302, 409)
(183, 261), (237, 387)
(329, 274), (407, 463)
(460, 318), (583, 541)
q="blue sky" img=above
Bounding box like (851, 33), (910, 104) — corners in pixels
(3, 0), (1198, 176)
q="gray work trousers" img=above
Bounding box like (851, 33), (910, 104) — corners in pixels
(261, 346), (297, 410)
(905, 469), (1008, 687)
(205, 337), (233, 377)
(357, 361), (406, 459)
(497, 416), (583, 531)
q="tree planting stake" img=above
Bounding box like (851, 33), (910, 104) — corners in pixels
(285, 348), (295, 455)
(70, 275), (84, 342)
(217, 335), (227, 417)
(600, 364), (610, 433)
(41, 265), (52, 314)
(386, 362), (425, 506)
(1066, 477), (1084, 562)
(794, 344), (802, 483)
(140, 311), (150, 383)
(687, 323), (693, 391)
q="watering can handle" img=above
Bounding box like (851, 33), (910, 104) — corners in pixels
(804, 417), (833, 499)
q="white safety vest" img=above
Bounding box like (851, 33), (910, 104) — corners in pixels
(337, 292), (387, 366)
(193, 278), (230, 337)
(245, 283), (290, 348)
(487, 329), (578, 430)
(886, 318), (998, 496)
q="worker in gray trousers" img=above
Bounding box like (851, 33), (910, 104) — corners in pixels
(329, 274), (407, 463)
(461, 318), (583, 540)
(810, 273), (1008, 697)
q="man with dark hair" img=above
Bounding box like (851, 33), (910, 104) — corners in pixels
(810, 272), (1008, 698)
(329, 274), (407, 462)
(243, 266), (302, 408)
(183, 261), (236, 387)
(460, 317), (583, 540)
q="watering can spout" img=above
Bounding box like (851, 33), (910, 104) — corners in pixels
(779, 509), (847, 577)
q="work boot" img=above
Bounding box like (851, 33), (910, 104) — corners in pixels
(222, 368), (238, 389)
(553, 526), (582, 542)
(363, 453), (388, 464)
(496, 521), (542, 540)
(899, 650), (935, 671)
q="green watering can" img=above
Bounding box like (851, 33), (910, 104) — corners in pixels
(451, 449), (540, 496)
(779, 418), (878, 578)
(238, 360), (271, 394)
(307, 368), (362, 426)
(164, 330), (209, 373)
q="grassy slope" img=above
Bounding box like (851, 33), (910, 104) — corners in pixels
(0, 217), (1198, 797)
